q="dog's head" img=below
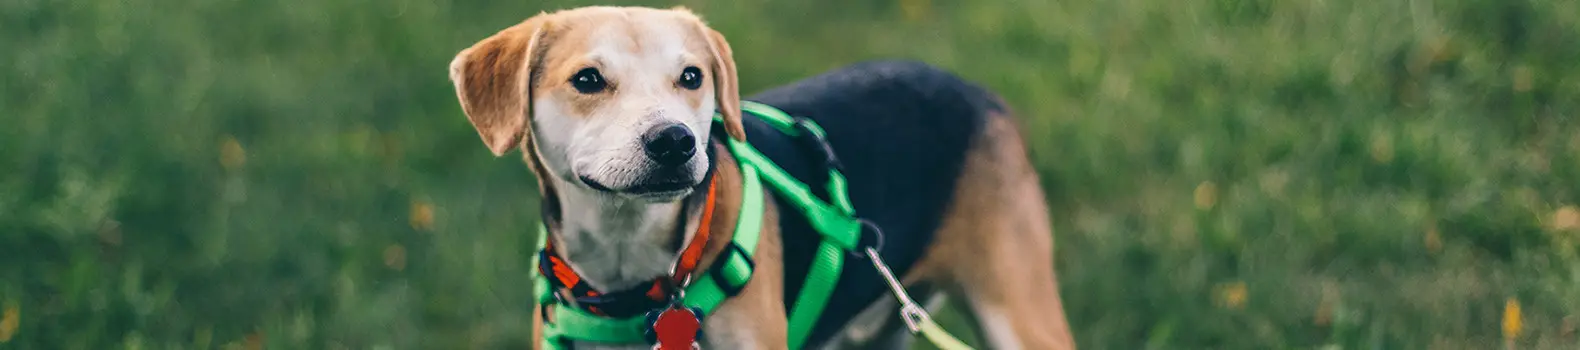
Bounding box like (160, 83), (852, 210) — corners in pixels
(448, 6), (743, 202)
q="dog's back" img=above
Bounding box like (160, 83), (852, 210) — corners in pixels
(742, 60), (1031, 347)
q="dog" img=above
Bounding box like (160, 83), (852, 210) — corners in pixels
(446, 6), (1075, 350)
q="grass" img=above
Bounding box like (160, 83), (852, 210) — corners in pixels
(2, 0), (1578, 348)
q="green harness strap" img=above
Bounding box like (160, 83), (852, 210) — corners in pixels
(732, 102), (860, 349)
(532, 101), (971, 350)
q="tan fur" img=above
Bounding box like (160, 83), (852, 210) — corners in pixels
(528, 11), (614, 119)
(449, 14), (549, 156)
(902, 113), (1076, 350)
(698, 22), (744, 141)
(448, 12), (564, 198)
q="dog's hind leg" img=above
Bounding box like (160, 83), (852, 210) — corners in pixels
(906, 112), (1076, 350)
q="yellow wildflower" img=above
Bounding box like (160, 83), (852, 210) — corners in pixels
(1554, 206), (1579, 231)
(0, 305), (18, 343)
(220, 135), (247, 171)
(1503, 297), (1522, 342)
(1194, 181), (1218, 210)
(410, 199), (434, 231)
(1215, 281), (1247, 309)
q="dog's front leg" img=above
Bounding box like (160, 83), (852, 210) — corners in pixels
(701, 211), (786, 349)
(700, 295), (787, 349)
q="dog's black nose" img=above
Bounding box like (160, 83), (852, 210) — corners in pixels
(642, 123), (696, 166)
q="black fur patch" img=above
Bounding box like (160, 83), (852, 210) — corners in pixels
(739, 60), (1006, 346)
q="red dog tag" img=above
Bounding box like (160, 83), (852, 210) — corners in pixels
(650, 306), (701, 350)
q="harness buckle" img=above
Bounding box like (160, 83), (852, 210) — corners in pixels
(709, 242), (756, 296)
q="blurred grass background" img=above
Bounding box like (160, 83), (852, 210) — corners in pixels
(3, 0), (1579, 349)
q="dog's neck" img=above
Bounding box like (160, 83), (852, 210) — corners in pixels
(537, 144), (723, 292)
(544, 180), (698, 291)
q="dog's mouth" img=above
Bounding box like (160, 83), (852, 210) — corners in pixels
(627, 180), (694, 194)
(578, 175), (696, 197)
(578, 175), (615, 192)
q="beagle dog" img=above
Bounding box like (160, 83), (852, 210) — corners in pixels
(447, 6), (1075, 350)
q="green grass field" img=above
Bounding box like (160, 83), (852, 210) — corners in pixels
(3, 0), (1578, 348)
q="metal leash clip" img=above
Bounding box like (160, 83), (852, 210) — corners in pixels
(864, 247), (933, 333)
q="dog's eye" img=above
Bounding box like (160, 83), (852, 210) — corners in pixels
(677, 66), (703, 90)
(570, 68), (606, 94)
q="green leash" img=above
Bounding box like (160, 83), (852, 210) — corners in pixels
(532, 101), (973, 350)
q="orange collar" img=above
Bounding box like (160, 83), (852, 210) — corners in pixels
(537, 175), (719, 317)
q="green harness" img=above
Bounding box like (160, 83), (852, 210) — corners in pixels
(532, 101), (972, 350)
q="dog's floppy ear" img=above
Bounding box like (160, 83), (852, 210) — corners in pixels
(701, 25), (745, 141)
(448, 14), (554, 156)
